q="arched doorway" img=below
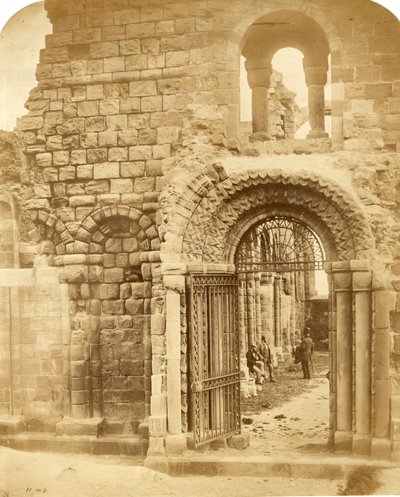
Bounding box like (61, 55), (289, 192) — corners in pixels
(154, 166), (392, 458)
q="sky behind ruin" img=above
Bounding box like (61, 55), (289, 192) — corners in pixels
(0, 1), (399, 131)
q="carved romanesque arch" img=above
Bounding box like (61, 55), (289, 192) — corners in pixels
(161, 167), (375, 264)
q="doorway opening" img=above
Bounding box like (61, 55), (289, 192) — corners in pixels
(235, 215), (330, 452)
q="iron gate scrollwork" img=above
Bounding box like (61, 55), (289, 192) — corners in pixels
(189, 274), (241, 447)
(235, 216), (325, 273)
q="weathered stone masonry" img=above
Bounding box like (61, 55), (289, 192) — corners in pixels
(0, 0), (400, 460)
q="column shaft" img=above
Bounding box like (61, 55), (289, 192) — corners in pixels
(165, 281), (183, 435)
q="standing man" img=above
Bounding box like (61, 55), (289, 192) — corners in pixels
(298, 328), (314, 379)
(258, 335), (276, 382)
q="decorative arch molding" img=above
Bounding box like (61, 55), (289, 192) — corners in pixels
(161, 167), (375, 265)
(74, 204), (159, 254)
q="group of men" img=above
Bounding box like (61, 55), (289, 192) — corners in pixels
(246, 329), (314, 384)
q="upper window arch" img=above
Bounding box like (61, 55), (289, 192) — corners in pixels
(240, 10), (331, 142)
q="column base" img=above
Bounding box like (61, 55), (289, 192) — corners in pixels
(307, 129), (329, 139)
(55, 417), (104, 437)
(249, 131), (271, 143)
(165, 433), (187, 456)
(334, 430), (352, 451)
(371, 437), (391, 459)
(352, 434), (371, 456)
(147, 436), (166, 456)
(0, 416), (25, 435)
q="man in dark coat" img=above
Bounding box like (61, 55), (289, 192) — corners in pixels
(246, 344), (264, 384)
(298, 328), (314, 379)
(258, 335), (276, 382)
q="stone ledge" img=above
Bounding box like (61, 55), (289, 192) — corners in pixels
(55, 417), (104, 437)
(0, 433), (144, 457)
(0, 416), (25, 435)
(145, 454), (395, 479)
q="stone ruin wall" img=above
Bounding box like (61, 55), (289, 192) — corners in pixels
(0, 0), (399, 438)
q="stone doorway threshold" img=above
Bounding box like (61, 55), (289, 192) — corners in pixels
(145, 378), (395, 478)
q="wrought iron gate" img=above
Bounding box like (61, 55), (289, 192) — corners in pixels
(189, 274), (241, 447)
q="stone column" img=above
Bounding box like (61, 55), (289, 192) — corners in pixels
(371, 271), (394, 458)
(303, 63), (329, 139)
(273, 276), (281, 348)
(324, 263), (336, 446)
(245, 57), (272, 138)
(351, 262), (372, 455)
(255, 272), (262, 345)
(238, 272), (247, 357)
(163, 272), (187, 455)
(332, 262), (353, 449)
(246, 272), (256, 346)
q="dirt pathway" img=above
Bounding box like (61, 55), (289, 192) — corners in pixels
(242, 377), (330, 455)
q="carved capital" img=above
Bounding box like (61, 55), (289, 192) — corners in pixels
(163, 275), (185, 294)
(303, 66), (328, 87)
(352, 271), (372, 292)
(245, 59), (272, 89)
(333, 271), (352, 292)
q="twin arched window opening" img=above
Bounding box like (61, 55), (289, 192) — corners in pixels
(240, 10), (331, 142)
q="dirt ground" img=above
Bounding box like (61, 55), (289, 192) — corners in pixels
(241, 351), (330, 454)
(0, 352), (399, 497)
(0, 446), (341, 497)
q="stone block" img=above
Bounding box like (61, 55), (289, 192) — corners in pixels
(71, 150), (87, 165)
(100, 99), (120, 115)
(87, 148), (108, 163)
(115, 8), (140, 25)
(85, 116), (106, 132)
(166, 51), (189, 68)
(93, 162), (120, 179)
(129, 80), (157, 97)
(371, 437), (391, 459)
(98, 131), (118, 147)
(151, 314), (165, 335)
(137, 131), (156, 148)
(364, 83), (392, 99)
(148, 415), (167, 437)
(120, 39), (141, 55)
(165, 434), (187, 456)
(104, 56), (125, 73)
(80, 133), (98, 149)
(77, 101), (99, 117)
(110, 179), (133, 193)
(56, 417), (104, 437)
(0, 416), (25, 435)
(90, 42), (119, 59)
(120, 97), (140, 113)
(108, 147), (128, 162)
(58, 166), (75, 181)
(53, 151), (70, 166)
(76, 165), (93, 179)
(36, 152), (52, 168)
(227, 433), (250, 450)
(106, 115), (128, 131)
(102, 25), (126, 42)
(129, 146), (152, 161)
(134, 177), (155, 193)
(125, 298), (144, 315)
(153, 144), (170, 159)
(120, 360), (144, 375)
(73, 28), (101, 44)
(118, 130), (138, 146)
(121, 161), (145, 177)
(104, 268), (124, 283)
(141, 96), (162, 112)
